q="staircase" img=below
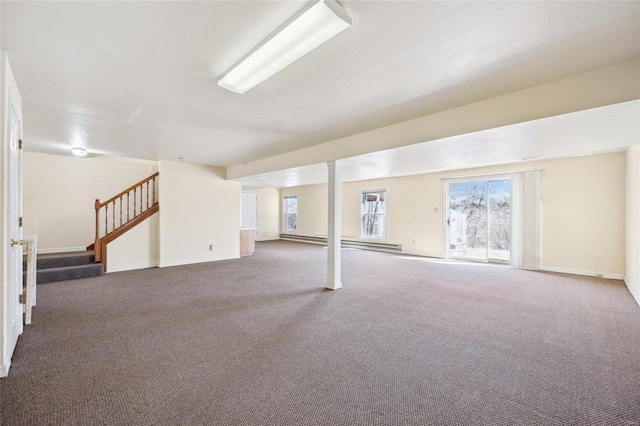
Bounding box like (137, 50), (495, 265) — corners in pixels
(89, 172), (159, 273)
(23, 250), (103, 284)
(27, 172), (160, 284)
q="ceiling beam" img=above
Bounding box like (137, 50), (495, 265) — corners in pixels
(228, 60), (640, 180)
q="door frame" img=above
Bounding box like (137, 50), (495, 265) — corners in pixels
(1, 53), (24, 378)
(443, 174), (511, 263)
(7, 98), (23, 357)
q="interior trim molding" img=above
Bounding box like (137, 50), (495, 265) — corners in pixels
(0, 358), (10, 378)
(540, 266), (624, 280)
(159, 256), (241, 269)
(106, 262), (160, 274)
(624, 277), (640, 307)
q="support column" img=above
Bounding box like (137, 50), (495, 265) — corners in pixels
(326, 160), (342, 290)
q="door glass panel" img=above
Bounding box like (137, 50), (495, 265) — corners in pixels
(488, 180), (511, 263)
(448, 181), (487, 261)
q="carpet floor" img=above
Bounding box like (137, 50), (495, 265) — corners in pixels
(1, 240), (639, 425)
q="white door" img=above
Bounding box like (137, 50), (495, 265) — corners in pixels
(7, 101), (23, 357)
(241, 192), (257, 229)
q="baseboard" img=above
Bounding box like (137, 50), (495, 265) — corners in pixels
(159, 255), (241, 268)
(0, 358), (10, 378)
(37, 246), (86, 254)
(540, 266), (624, 280)
(314, 234), (359, 242)
(624, 277), (640, 307)
(281, 237), (326, 246)
(107, 262), (160, 273)
(398, 252), (446, 260)
(280, 235), (403, 253)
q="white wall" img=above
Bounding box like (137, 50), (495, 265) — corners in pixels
(253, 188), (280, 241)
(108, 213), (159, 273)
(280, 152), (626, 278)
(542, 153), (625, 278)
(280, 184), (327, 237)
(24, 154), (245, 272)
(626, 145), (640, 304)
(158, 161), (240, 267)
(23, 152), (158, 251)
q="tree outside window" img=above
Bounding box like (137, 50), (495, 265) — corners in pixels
(283, 196), (298, 232)
(361, 190), (386, 239)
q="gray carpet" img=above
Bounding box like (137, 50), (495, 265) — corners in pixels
(2, 240), (639, 425)
(23, 251), (103, 284)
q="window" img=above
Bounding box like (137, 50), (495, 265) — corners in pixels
(361, 190), (386, 239)
(283, 196), (298, 232)
(446, 178), (510, 264)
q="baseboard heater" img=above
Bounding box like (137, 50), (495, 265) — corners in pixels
(279, 234), (403, 253)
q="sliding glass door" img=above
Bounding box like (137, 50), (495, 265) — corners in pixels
(447, 177), (511, 264)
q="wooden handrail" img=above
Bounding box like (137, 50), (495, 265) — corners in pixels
(93, 172), (159, 269)
(101, 204), (158, 246)
(97, 172), (159, 208)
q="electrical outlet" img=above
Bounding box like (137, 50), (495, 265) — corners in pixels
(594, 255), (601, 262)
(209, 244), (215, 251)
(412, 240), (415, 245)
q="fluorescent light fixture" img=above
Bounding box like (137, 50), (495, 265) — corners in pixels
(71, 147), (87, 157)
(218, 0), (351, 94)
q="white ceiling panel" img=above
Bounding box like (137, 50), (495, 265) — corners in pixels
(2, 1), (638, 167)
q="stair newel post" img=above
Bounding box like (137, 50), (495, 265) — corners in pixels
(100, 241), (107, 273)
(94, 199), (102, 262)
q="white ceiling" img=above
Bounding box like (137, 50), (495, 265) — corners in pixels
(2, 1), (639, 170)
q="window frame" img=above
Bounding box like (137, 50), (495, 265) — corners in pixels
(360, 189), (387, 241)
(282, 195), (298, 233)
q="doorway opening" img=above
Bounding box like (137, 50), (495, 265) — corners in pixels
(446, 176), (511, 264)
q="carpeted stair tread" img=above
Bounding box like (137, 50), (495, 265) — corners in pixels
(34, 263), (104, 284)
(22, 250), (103, 284)
(23, 250), (95, 270)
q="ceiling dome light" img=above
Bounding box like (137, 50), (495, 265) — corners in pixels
(72, 147), (87, 157)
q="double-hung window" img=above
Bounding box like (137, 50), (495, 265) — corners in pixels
(283, 196), (298, 233)
(361, 190), (386, 239)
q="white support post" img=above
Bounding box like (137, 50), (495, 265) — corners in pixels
(327, 161), (342, 290)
